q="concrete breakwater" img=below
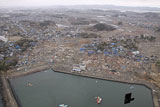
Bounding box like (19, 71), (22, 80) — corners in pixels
(8, 65), (50, 79)
(1, 75), (18, 107)
(0, 77), (4, 107)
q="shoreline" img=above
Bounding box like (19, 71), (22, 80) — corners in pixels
(1, 75), (18, 107)
(0, 64), (159, 107)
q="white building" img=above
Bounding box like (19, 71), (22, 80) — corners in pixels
(0, 36), (8, 42)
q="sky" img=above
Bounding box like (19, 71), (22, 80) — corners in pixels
(0, 0), (160, 7)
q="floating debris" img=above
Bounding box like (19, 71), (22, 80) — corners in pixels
(27, 83), (33, 87)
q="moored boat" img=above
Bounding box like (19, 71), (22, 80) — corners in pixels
(96, 96), (102, 104)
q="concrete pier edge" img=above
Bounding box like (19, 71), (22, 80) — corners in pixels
(1, 75), (18, 107)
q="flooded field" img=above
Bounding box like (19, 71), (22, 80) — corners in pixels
(10, 70), (153, 107)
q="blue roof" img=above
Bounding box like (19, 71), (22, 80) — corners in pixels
(110, 43), (116, 45)
(16, 45), (20, 49)
(80, 48), (86, 51)
(88, 51), (94, 55)
(136, 59), (141, 62)
(104, 51), (109, 55)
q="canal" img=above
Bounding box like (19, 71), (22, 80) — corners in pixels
(10, 69), (153, 107)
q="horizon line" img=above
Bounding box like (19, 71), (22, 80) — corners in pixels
(0, 4), (160, 9)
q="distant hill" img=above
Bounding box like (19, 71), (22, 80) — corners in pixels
(55, 5), (160, 13)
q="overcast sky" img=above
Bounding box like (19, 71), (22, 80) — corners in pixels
(0, 0), (160, 7)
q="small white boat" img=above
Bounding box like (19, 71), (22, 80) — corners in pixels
(130, 86), (134, 89)
(59, 104), (68, 107)
(27, 83), (33, 87)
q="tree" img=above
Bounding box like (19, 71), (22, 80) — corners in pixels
(93, 23), (116, 31)
(118, 22), (123, 25)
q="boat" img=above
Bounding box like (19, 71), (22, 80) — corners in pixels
(59, 104), (68, 107)
(27, 83), (32, 87)
(96, 96), (102, 104)
(130, 86), (134, 89)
